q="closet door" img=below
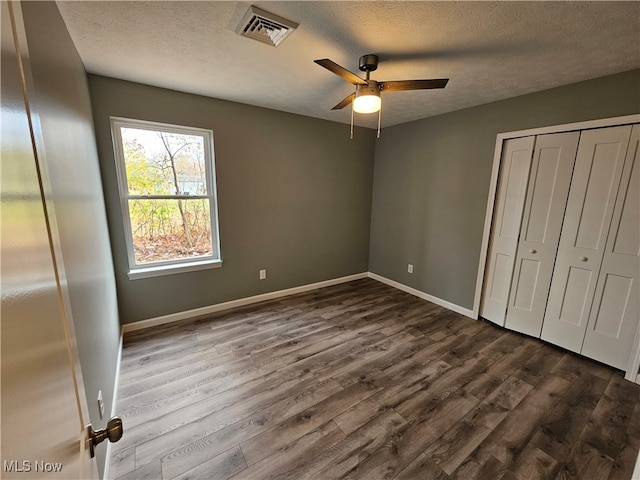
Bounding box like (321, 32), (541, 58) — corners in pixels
(480, 136), (535, 325)
(541, 125), (633, 353)
(581, 125), (639, 369)
(505, 132), (579, 337)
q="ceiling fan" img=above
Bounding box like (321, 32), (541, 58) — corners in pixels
(314, 54), (448, 138)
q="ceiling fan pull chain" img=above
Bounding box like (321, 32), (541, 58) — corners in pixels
(377, 107), (381, 139)
(350, 104), (354, 139)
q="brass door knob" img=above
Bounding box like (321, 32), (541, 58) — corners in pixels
(86, 417), (123, 458)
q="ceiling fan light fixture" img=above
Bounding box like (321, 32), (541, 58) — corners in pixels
(353, 82), (381, 114)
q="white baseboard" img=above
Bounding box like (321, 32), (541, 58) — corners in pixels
(103, 333), (123, 480)
(367, 272), (476, 319)
(121, 272), (369, 333)
(121, 271), (476, 334)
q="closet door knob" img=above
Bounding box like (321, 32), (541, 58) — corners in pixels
(579, 256), (588, 262)
(529, 249), (537, 254)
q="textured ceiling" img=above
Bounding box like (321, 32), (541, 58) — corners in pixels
(56, 1), (640, 129)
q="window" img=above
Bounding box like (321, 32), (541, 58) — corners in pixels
(111, 118), (221, 279)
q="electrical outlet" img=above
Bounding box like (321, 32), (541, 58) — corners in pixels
(259, 269), (267, 280)
(97, 390), (104, 419)
(408, 264), (414, 274)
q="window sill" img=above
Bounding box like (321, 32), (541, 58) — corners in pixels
(128, 259), (222, 280)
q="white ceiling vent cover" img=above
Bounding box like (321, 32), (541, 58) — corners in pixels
(236, 6), (298, 47)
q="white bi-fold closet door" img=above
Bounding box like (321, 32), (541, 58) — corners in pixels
(479, 136), (535, 325)
(506, 132), (580, 337)
(580, 125), (639, 368)
(480, 132), (580, 332)
(480, 122), (639, 371)
(542, 125), (639, 368)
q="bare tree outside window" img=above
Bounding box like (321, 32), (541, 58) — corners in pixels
(112, 119), (220, 271)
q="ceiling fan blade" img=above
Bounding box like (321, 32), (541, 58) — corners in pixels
(314, 59), (367, 86)
(379, 79), (449, 91)
(331, 93), (355, 110)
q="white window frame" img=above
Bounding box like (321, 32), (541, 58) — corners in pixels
(110, 117), (222, 280)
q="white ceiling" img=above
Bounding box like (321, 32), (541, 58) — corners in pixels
(56, 1), (640, 129)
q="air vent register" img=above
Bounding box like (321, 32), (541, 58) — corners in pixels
(236, 6), (298, 47)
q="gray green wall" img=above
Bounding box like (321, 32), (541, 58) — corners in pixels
(88, 76), (376, 324)
(90, 69), (640, 324)
(21, 2), (121, 476)
(370, 69), (640, 310)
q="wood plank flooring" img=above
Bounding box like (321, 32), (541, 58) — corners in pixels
(110, 278), (640, 480)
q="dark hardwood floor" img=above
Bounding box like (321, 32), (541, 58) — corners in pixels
(110, 278), (640, 480)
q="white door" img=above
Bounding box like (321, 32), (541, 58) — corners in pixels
(505, 132), (579, 337)
(541, 125), (633, 353)
(1, 2), (97, 478)
(480, 136), (535, 325)
(581, 125), (639, 369)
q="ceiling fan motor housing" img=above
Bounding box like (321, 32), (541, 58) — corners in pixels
(359, 54), (379, 72)
(356, 80), (380, 95)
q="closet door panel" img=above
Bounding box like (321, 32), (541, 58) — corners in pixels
(506, 132), (579, 337)
(541, 125), (632, 353)
(480, 136), (535, 325)
(582, 125), (639, 369)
